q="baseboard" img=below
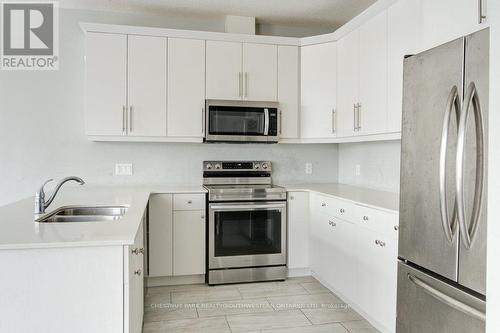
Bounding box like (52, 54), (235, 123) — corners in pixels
(287, 267), (311, 278)
(146, 274), (205, 287)
(311, 271), (393, 333)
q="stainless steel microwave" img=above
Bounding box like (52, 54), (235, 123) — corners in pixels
(204, 100), (280, 143)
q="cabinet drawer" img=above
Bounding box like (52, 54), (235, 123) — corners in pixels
(354, 204), (399, 239)
(173, 193), (205, 211)
(311, 193), (356, 221)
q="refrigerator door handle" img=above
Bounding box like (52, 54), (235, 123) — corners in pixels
(407, 273), (486, 321)
(439, 86), (461, 243)
(456, 82), (485, 249)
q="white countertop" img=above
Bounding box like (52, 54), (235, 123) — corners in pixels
(0, 182), (397, 250)
(279, 183), (399, 213)
(0, 185), (206, 250)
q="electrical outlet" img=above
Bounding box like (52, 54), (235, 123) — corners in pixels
(305, 163), (313, 175)
(115, 163), (133, 176)
(355, 164), (361, 176)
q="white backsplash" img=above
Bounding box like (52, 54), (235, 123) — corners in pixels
(338, 141), (401, 193)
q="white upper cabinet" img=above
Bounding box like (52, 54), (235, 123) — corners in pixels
(206, 41), (242, 100)
(300, 42), (337, 138)
(277, 45), (300, 139)
(358, 11), (388, 136)
(337, 29), (360, 138)
(85, 32), (127, 136)
(85, 33), (167, 138)
(421, 0), (487, 51)
(128, 35), (167, 137)
(242, 43), (278, 101)
(206, 41), (278, 101)
(387, 0), (423, 133)
(167, 38), (206, 138)
(337, 11), (389, 138)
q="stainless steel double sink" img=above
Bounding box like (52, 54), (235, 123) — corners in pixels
(36, 206), (128, 223)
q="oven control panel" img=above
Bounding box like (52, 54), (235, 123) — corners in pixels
(203, 161), (272, 172)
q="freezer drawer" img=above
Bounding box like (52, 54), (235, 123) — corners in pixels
(396, 261), (485, 333)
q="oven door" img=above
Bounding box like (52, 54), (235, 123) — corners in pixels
(205, 101), (278, 143)
(209, 201), (286, 269)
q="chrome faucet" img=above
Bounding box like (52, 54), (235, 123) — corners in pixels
(35, 176), (85, 215)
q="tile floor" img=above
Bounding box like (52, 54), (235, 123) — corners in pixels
(143, 276), (380, 333)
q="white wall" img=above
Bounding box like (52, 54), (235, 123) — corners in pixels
(0, 8), (339, 207)
(337, 141), (401, 193)
(487, 1), (500, 331)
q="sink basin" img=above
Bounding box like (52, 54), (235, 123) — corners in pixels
(36, 205), (128, 223)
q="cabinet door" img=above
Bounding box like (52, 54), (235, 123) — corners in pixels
(125, 220), (144, 333)
(277, 46), (299, 139)
(127, 35), (167, 137)
(300, 42), (337, 138)
(421, 0), (486, 51)
(85, 32), (127, 136)
(357, 227), (398, 333)
(324, 217), (358, 300)
(242, 43), (278, 101)
(387, 0), (423, 132)
(287, 192), (309, 269)
(358, 11), (388, 136)
(173, 210), (206, 275)
(148, 194), (173, 277)
(206, 41), (242, 100)
(167, 38), (205, 137)
(336, 30), (359, 138)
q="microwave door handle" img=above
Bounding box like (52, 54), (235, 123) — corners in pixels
(264, 109), (270, 135)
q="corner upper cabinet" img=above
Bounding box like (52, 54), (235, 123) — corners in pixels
(206, 41), (277, 101)
(85, 32), (127, 136)
(300, 42), (337, 138)
(357, 11), (388, 136)
(337, 29), (359, 138)
(167, 38), (206, 138)
(85, 32), (167, 138)
(277, 45), (300, 139)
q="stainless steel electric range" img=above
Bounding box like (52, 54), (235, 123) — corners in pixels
(203, 161), (287, 285)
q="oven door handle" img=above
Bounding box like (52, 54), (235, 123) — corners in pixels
(210, 204), (285, 211)
(264, 108), (270, 135)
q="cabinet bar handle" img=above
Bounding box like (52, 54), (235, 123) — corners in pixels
(332, 108), (336, 134)
(122, 105), (126, 133)
(357, 103), (362, 131)
(202, 107), (205, 135)
(129, 106), (134, 132)
(239, 72), (242, 97)
(279, 109), (282, 135)
(479, 0), (486, 23)
(244, 72), (248, 97)
(353, 104), (357, 132)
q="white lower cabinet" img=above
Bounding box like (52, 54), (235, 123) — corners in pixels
(124, 216), (145, 333)
(148, 193), (206, 278)
(173, 210), (206, 275)
(356, 227), (398, 333)
(148, 194), (173, 277)
(287, 192), (309, 270)
(308, 192), (398, 333)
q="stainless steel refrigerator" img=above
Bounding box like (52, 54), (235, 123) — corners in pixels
(397, 28), (488, 332)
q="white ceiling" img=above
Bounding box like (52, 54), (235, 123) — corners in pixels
(60, 0), (377, 29)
